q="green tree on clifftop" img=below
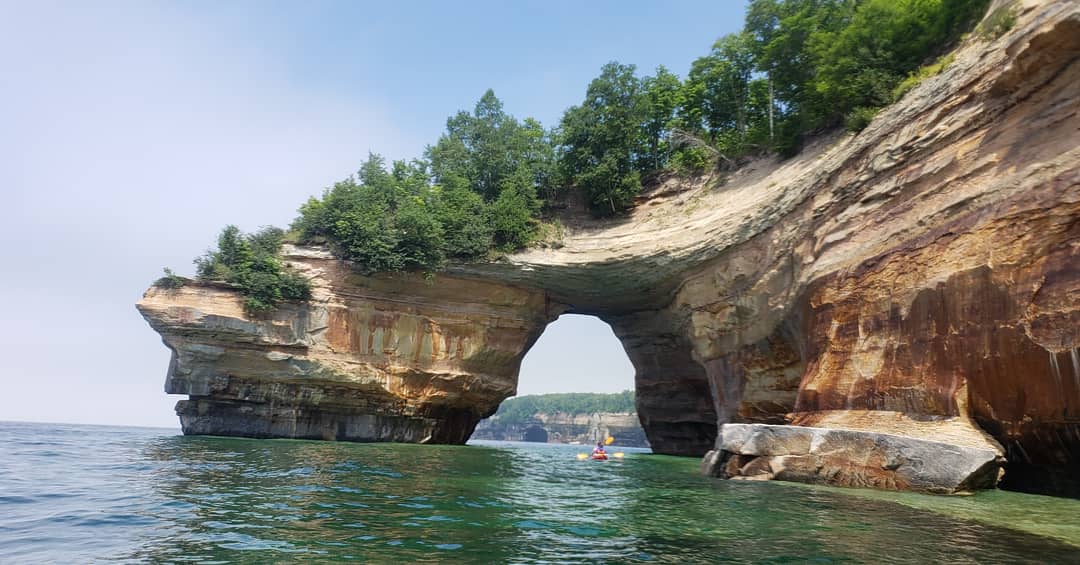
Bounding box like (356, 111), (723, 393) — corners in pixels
(176, 0), (994, 297)
(194, 225), (311, 313)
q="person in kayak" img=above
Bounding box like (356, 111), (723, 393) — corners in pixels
(592, 441), (606, 458)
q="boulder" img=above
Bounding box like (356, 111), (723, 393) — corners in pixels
(705, 424), (1005, 494)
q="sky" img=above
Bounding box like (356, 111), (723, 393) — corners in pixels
(0, 0), (748, 428)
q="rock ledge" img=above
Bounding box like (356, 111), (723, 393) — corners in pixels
(704, 423), (1005, 494)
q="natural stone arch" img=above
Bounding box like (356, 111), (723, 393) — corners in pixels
(138, 2), (1080, 495)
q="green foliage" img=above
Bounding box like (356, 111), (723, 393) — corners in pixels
(559, 62), (679, 216)
(432, 180), (494, 258)
(553, 0), (988, 204)
(292, 155), (444, 273)
(743, 0), (853, 149)
(809, 0), (987, 127)
(640, 65), (683, 171)
(194, 225), (312, 314)
(181, 1), (993, 284)
(492, 391), (637, 424)
(290, 91), (557, 272)
(489, 175), (540, 250)
(153, 267), (186, 289)
(681, 32), (759, 155)
(670, 145), (712, 174)
(891, 53), (956, 102)
(844, 106), (880, 132)
(977, 1), (1017, 40)
(428, 89), (556, 203)
(736, 0), (989, 150)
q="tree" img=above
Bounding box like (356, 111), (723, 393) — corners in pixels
(492, 391), (638, 424)
(559, 62), (649, 216)
(291, 92), (561, 273)
(428, 89), (555, 204)
(264, 0), (995, 279)
(640, 65), (682, 170)
(193, 225), (311, 313)
(810, 0), (989, 127)
(489, 169), (540, 250)
(432, 179), (494, 259)
(681, 32), (759, 157)
(744, 0), (853, 150)
(394, 196), (446, 270)
(689, 33), (755, 138)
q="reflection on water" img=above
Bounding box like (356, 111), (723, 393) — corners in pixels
(1, 422), (1079, 563)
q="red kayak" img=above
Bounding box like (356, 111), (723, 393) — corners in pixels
(591, 453), (608, 461)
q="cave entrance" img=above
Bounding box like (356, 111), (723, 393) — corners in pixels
(470, 314), (642, 446)
(522, 426), (548, 443)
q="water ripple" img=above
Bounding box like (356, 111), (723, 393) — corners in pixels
(1, 422), (1079, 563)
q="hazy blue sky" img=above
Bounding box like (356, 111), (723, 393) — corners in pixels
(0, 1), (747, 428)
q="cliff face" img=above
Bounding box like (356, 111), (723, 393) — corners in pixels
(471, 412), (650, 447)
(139, 0), (1080, 495)
(138, 247), (561, 444)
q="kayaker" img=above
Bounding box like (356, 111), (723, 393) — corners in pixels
(592, 441), (606, 457)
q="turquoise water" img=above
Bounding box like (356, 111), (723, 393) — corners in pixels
(1, 421), (1079, 563)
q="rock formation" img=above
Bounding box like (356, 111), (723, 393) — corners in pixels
(138, 247), (560, 444)
(707, 424), (1003, 494)
(139, 0), (1079, 496)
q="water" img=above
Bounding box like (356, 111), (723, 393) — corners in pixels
(1, 422), (1078, 563)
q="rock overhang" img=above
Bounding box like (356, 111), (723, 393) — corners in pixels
(138, 0), (1080, 496)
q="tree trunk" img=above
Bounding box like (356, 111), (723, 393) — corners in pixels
(768, 75), (775, 145)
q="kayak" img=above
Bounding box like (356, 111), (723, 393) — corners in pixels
(576, 452), (623, 461)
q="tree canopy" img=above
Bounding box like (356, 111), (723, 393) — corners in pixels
(490, 391), (637, 425)
(191, 225), (311, 313)
(173, 0), (993, 306)
(289, 89), (557, 274)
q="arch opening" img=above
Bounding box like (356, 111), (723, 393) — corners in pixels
(470, 314), (646, 447)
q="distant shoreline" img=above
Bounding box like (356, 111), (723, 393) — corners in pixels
(0, 419), (182, 432)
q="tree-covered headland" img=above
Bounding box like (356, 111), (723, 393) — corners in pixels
(490, 391), (638, 426)
(161, 0), (996, 311)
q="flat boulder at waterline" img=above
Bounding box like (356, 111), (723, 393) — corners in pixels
(704, 424), (1005, 494)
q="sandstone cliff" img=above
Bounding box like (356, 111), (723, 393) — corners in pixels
(139, 0), (1079, 496)
(138, 247), (561, 444)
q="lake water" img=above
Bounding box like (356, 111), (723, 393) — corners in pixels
(1, 421), (1078, 563)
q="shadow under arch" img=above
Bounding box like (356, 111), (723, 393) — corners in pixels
(473, 313), (716, 455)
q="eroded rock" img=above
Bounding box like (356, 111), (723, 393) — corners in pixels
(138, 0), (1080, 495)
(137, 256), (561, 444)
(704, 424), (1005, 494)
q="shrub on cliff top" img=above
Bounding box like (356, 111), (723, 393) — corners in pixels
(153, 267), (186, 290)
(292, 116), (550, 273)
(193, 225), (311, 313)
(291, 156), (451, 274)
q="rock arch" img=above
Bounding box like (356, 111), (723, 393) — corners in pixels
(138, 1), (1080, 496)
(522, 425), (548, 443)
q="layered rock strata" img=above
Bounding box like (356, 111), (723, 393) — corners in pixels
(139, 0), (1080, 495)
(138, 247), (561, 444)
(705, 424), (1003, 494)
